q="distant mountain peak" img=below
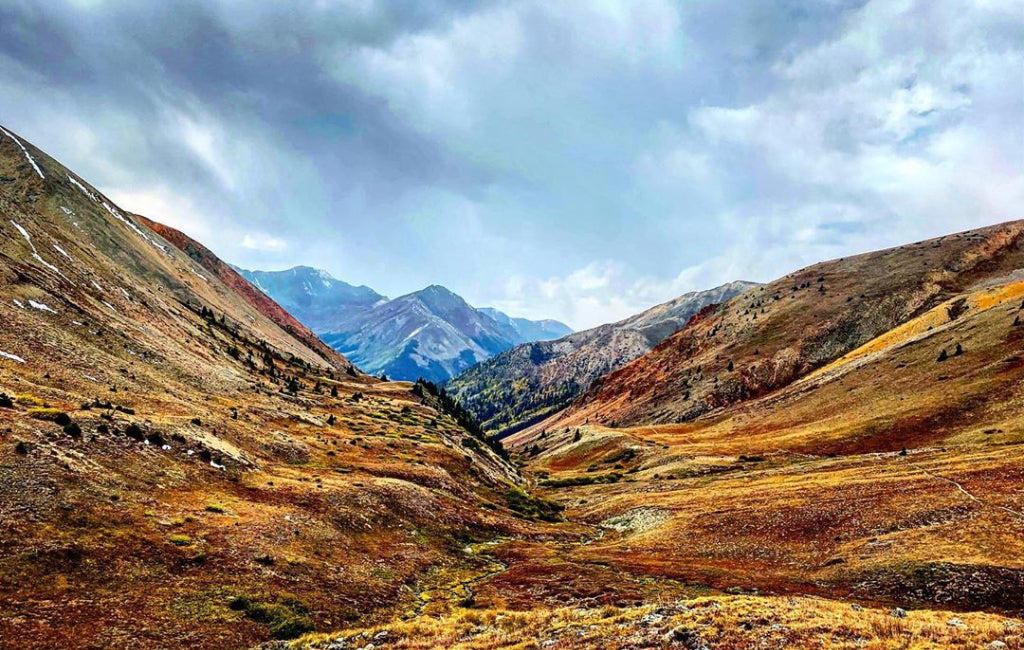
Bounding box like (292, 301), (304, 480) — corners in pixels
(237, 274), (570, 383)
(408, 284), (464, 303)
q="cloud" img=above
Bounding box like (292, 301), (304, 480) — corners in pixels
(0, 0), (1019, 332)
(241, 232), (289, 252)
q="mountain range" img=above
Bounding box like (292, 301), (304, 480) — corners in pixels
(236, 267), (572, 382)
(446, 280), (758, 435)
(3, 124), (1023, 650)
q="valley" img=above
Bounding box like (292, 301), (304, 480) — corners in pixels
(1, 126), (1022, 650)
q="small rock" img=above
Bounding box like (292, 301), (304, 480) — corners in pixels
(850, 603), (863, 612)
(665, 626), (708, 649)
(987, 642), (1007, 650)
(640, 613), (664, 626)
(890, 607), (907, 619)
(947, 618), (964, 628)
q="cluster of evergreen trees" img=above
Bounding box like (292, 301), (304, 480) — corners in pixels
(413, 379), (508, 461)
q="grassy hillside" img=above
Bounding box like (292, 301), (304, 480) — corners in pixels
(560, 222), (1024, 428)
(501, 226), (1024, 622)
(0, 126), (567, 649)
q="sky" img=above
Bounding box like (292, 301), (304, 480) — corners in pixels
(1, 0), (1022, 330)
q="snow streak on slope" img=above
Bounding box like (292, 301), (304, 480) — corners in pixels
(0, 126), (44, 178)
(9, 220), (63, 276)
(67, 174), (99, 202)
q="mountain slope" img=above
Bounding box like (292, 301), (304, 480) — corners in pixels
(446, 281), (757, 435)
(501, 221), (1024, 619)
(139, 225), (356, 372)
(236, 266), (385, 332)
(550, 221), (1024, 429)
(0, 125), (554, 649)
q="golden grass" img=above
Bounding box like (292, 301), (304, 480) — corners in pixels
(294, 595), (1023, 650)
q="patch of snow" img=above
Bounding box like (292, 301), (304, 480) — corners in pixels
(102, 301), (117, 312)
(210, 460), (225, 470)
(67, 175), (98, 202)
(0, 351), (26, 363)
(29, 300), (56, 313)
(83, 374), (98, 382)
(13, 299), (25, 309)
(186, 449), (195, 456)
(102, 201), (151, 242)
(32, 252), (62, 275)
(10, 220), (32, 246)
(58, 206), (80, 228)
(91, 280), (104, 292)
(53, 244), (72, 260)
(72, 320), (84, 325)
(120, 287), (131, 300)
(161, 444), (171, 451)
(10, 220), (63, 276)
(191, 268), (208, 282)
(0, 126), (44, 178)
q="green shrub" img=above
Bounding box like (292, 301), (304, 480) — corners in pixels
(169, 534), (192, 546)
(228, 595), (250, 611)
(540, 473), (622, 488)
(504, 487), (564, 522)
(241, 599), (314, 640)
(205, 503), (225, 514)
